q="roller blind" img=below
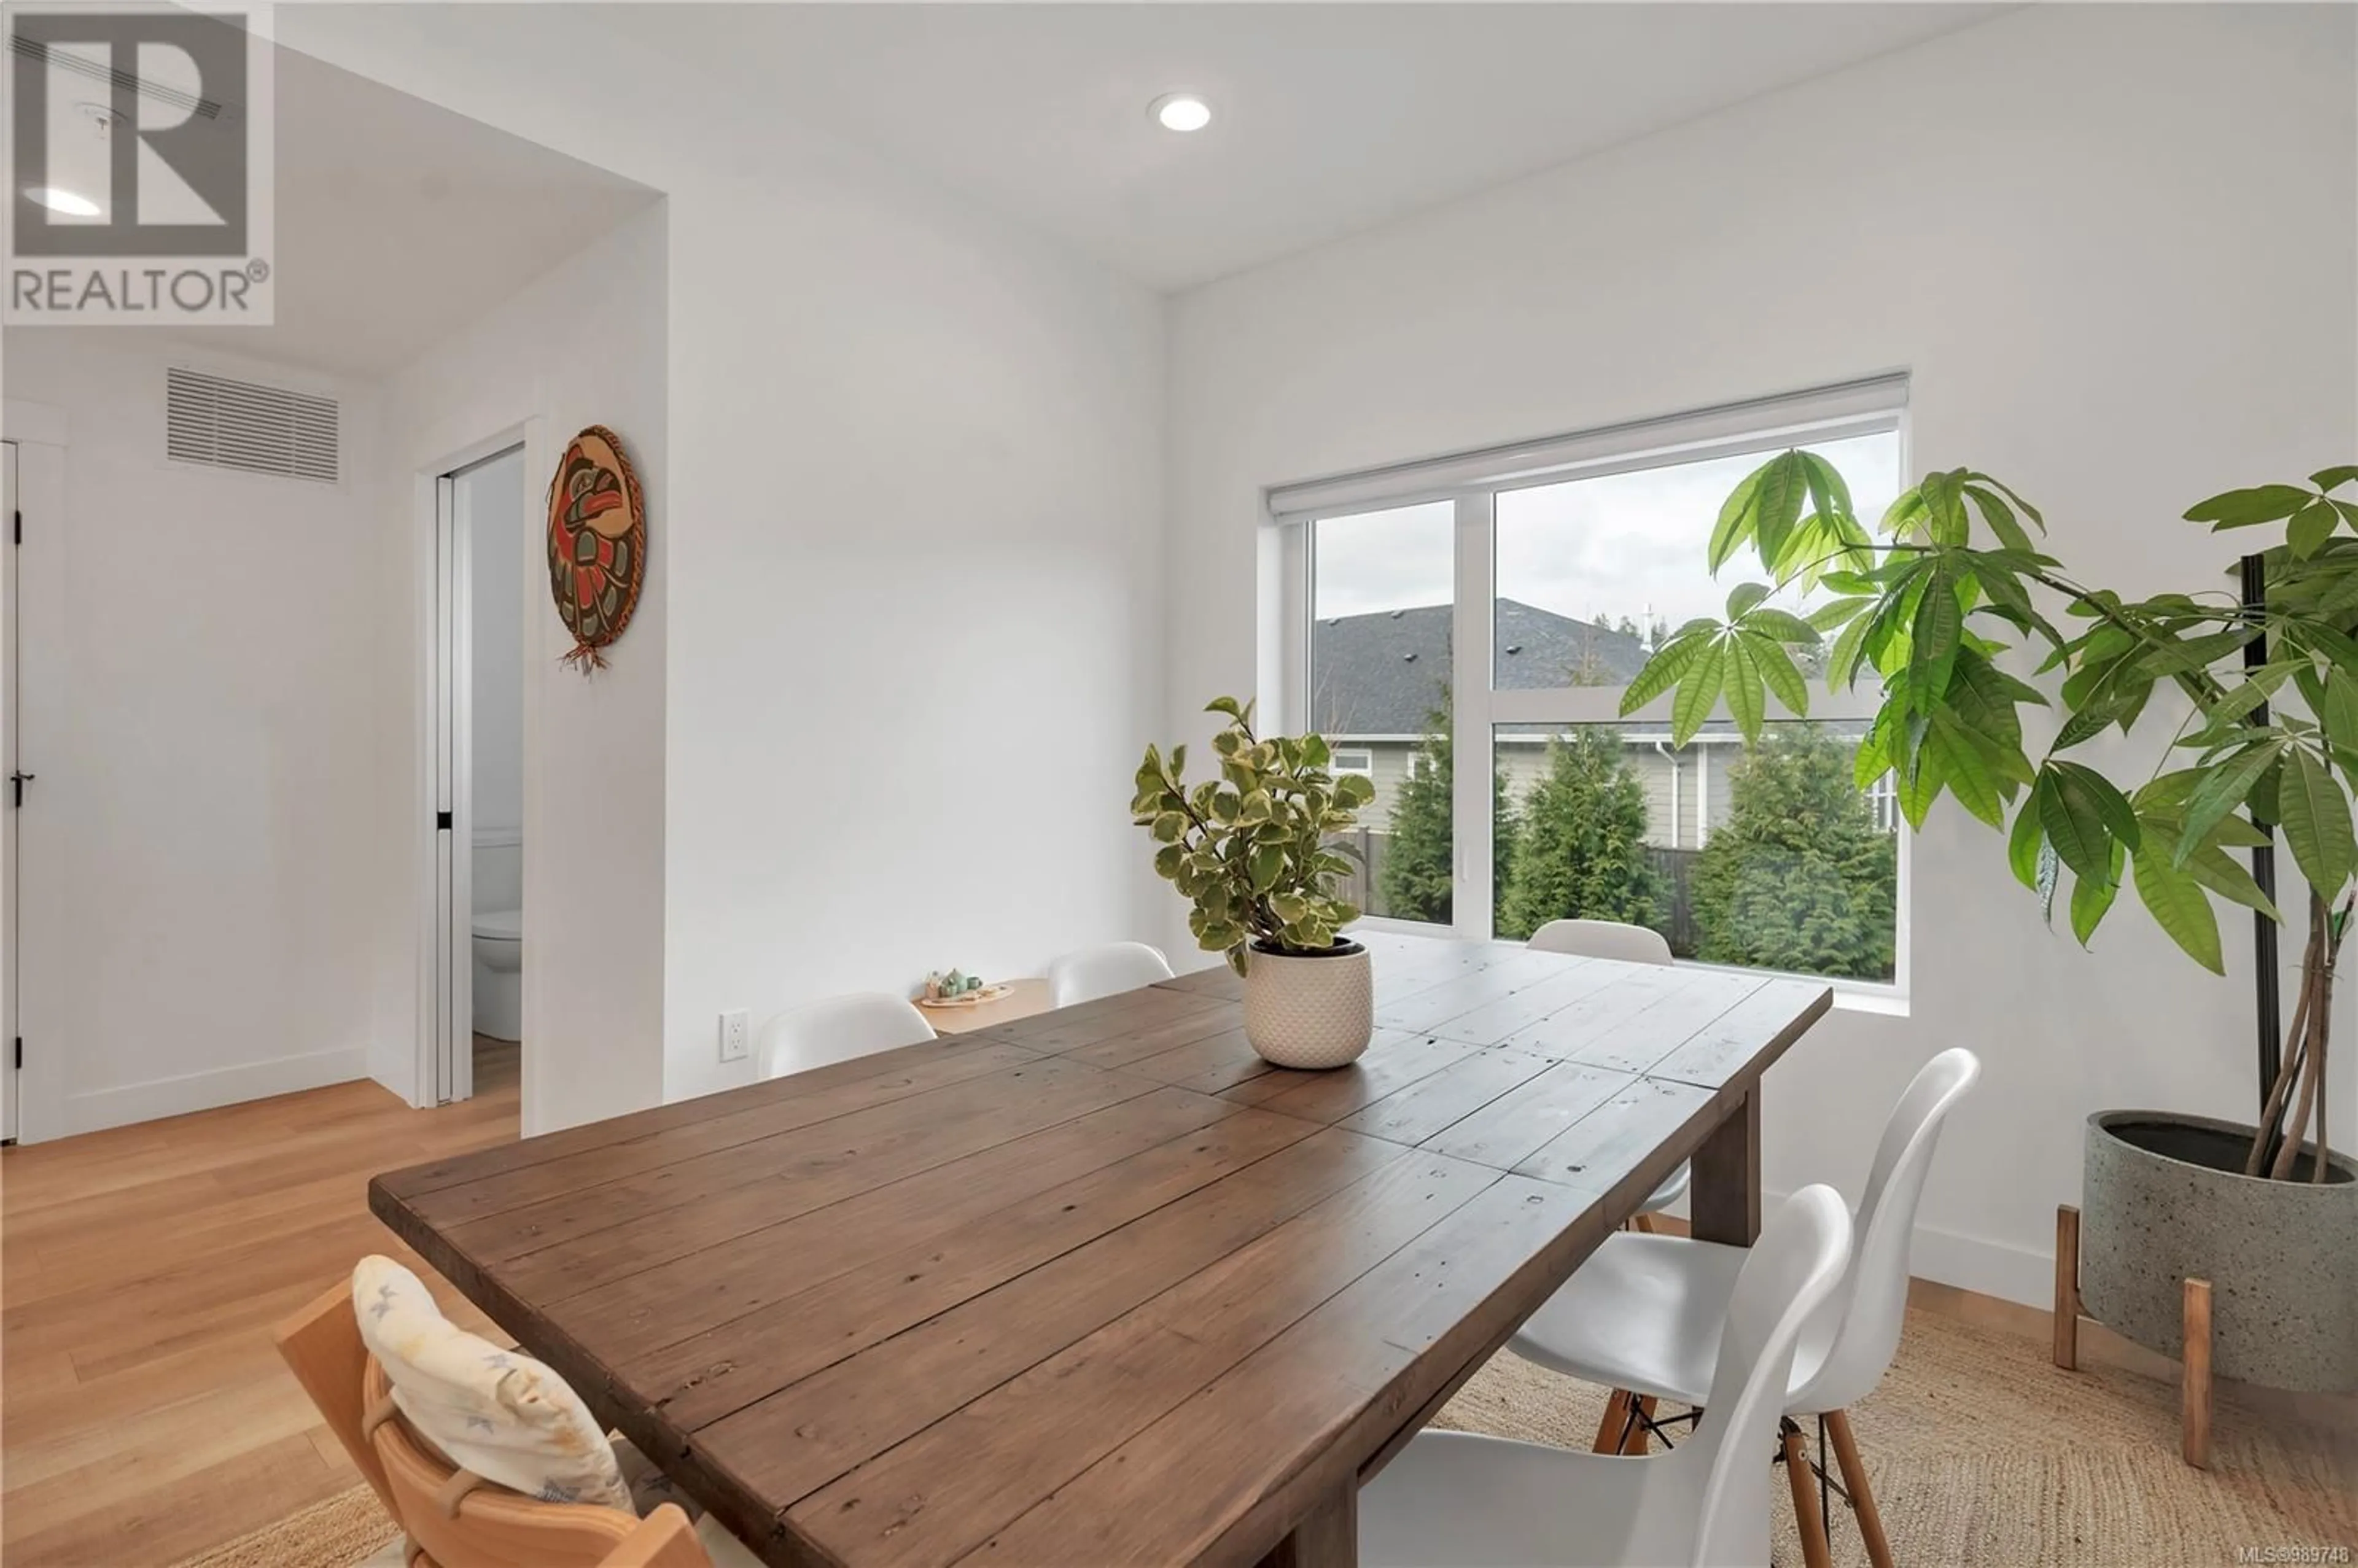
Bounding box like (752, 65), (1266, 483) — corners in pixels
(1266, 372), (1908, 521)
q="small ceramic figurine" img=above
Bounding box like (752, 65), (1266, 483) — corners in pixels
(924, 969), (987, 1002)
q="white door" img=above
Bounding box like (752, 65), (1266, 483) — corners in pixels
(431, 469), (473, 1106)
(3, 440), (20, 1142)
(427, 444), (526, 1106)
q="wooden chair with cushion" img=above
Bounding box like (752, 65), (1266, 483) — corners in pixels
(274, 1281), (747, 1568)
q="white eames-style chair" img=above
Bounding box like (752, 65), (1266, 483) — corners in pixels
(1045, 941), (1175, 1007)
(756, 992), (935, 1081)
(1360, 1185), (1853, 1568)
(1511, 1047), (1982, 1568)
(1525, 920), (1691, 1228)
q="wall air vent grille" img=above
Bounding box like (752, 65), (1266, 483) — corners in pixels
(166, 367), (340, 483)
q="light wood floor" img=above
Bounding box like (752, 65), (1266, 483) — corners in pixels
(1, 1040), (520, 1567)
(5, 1044), (2344, 1567)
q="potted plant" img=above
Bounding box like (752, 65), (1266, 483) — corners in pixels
(1622, 451), (2358, 1395)
(1135, 697), (1379, 1068)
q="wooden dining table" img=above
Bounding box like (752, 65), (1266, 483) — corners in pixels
(370, 933), (1831, 1568)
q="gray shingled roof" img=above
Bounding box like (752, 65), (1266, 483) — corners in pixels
(1309, 600), (1652, 735)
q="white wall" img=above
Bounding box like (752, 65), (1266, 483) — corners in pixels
(379, 205), (668, 1136)
(1166, 4), (2358, 1305)
(287, 8), (1167, 1117)
(0, 331), (387, 1136)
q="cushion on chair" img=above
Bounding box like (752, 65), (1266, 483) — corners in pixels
(350, 1256), (634, 1512)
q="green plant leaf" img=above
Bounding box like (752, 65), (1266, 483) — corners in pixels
(2325, 669), (2358, 751)
(2277, 747), (2355, 896)
(1670, 639), (1726, 746)
(2070, 841), (2125, 947)
(1749, 635), (1812, 715)
(1969, 472), (2047, 530)
(2185, 483), (2315, 529)
(1753, 452), (1808, 566)
(1204, 695), (1245, 720)
(1727, 581), (1772, 618)
(1826, 604), (1875, 689)
(1807, 597), (1874, 632)
(1709, 465), (1767, 572)
(2050, 761), (2142, 851)
(1910, 567), (1963, 693)
(1928, 710), (2005, 827)
(1799, 449), (1854, 524)
(2309, 465), (2358, 492)
(1725, 638), (1765, 743)
(2176, 833), (2280, 919)
(1619, 632), (1711, 715)
(1964, 484), (2036, 554)
(2007, 786), (2047, 890)
(2178, 739), (2282, 854)
(2038, 766), (2112, 880)
(1741, 607), (1818, 645)
(2131, 844), (2224, 974)
(2288, 499), (2340, 558)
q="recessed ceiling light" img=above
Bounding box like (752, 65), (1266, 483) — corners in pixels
(1151, 93), (1211, 134)
(26, 185), (99, 217)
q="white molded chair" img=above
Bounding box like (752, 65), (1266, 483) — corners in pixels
(1511, 1047), (1982, 1568)
(1527, 918), (1676, 967)
(1045, 941), (1175, 1007)
(1524, 920), (1690, 1224)
(1361, 1186), (1853, 1568)
(756, 992), (935, 1081)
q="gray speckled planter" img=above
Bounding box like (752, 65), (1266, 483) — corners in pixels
(2080, 1111), (2358, 1392)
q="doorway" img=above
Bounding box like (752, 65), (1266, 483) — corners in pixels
(427, 444), (527, 1106)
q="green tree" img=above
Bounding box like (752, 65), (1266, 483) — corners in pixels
(1497, 729), (1664, 940)
(1376, 691), (1518, 926)
(1689, 726), (1896, 980)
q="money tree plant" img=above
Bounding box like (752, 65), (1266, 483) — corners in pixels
(1622, 454), (2358, 1182)
(1135, 697), (1375, 974)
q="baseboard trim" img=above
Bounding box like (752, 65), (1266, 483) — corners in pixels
(1757, 1186), (2053, 1310)
(62, 1047), (370, 1137)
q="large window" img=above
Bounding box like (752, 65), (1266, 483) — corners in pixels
(1281, 380), (1909, 992)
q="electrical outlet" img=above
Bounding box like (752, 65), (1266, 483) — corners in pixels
(718, 1009), (750, 1064)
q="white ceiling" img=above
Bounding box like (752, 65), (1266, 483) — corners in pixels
(147, 40), (659, 378)
(600, 2), (1999, 292)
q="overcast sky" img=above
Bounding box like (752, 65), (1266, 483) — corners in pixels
(1312, 432), (1902, 634)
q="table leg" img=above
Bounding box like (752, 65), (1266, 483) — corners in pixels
(1256, 1479), (1356, 1568)
(1691, 1084), (1762, 1246)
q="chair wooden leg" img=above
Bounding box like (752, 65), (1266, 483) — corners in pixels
(1631, 1211), (1659, 1234)
(1593, 1389), (1634, 1454)
(1782, 1424), (1835, 1568)
(2183, 1278), (2212, 1470)
(1623, 1395), (1657, 1455)
(2053, 1205), (2081, 1371)
(1824, 1409), (1894, 1568)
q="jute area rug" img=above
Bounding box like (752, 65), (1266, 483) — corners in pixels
(173, 1309), (2356, 1568)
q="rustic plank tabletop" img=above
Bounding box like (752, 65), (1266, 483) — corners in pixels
(370, 932), (1830, 1568)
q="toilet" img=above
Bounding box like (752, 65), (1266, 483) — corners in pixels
(472, 908), (523, 1042)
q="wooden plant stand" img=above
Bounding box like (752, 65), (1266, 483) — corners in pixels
(2053, 1205), (2212, 1469)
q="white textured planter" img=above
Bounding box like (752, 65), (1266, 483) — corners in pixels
(1242, 941), (1373, 1069)
(2081, 1111), (2358, 1392)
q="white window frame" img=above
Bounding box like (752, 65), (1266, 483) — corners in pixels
(1272, 376), (1913, 1004)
